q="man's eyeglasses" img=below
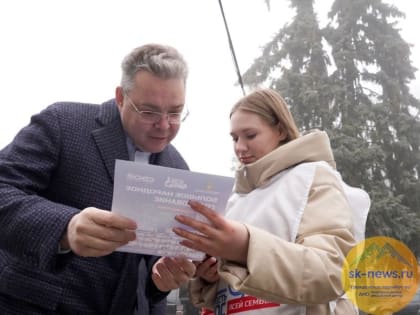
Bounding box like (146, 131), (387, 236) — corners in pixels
(125, 95), (189, 125)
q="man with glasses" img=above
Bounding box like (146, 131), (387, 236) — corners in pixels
(0, 43), (195, 315)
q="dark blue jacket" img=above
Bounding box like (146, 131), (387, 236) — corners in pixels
(0, 99), (188, 314)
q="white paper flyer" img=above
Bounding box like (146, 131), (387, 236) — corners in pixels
(111, 160), (234, 260)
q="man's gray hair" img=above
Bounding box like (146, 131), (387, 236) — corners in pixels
(120, 43), (188, 93)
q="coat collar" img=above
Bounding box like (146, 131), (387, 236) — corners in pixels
(92, 99), (129, 181)
(234, 130), (336, 194)
(91, 99), (187, 181)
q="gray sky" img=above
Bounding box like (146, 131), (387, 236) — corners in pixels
(0, 0), (418, 177)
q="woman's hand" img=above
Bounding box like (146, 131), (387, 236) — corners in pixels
(195, 255), (219, 283)
(173, 200), (249, 265)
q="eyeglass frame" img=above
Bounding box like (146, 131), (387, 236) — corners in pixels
(124, 95), (189, 125)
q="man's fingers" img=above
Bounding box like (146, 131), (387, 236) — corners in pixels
(70, 229), (133, 255)
(88, 224), (136, 243)
(70, 209), (137, 242)
(151, 257), (196, 292)
(89, 209), (137, 230)
(174, 256), (196, 277)
(152, 258), (180, 291)
(67, 208), (137, 257)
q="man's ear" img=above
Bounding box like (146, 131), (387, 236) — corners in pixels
(115, 87), (124, 109)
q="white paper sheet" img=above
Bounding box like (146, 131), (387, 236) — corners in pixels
(111, 160), (234, 260)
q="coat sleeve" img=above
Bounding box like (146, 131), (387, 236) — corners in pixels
(217, 165), (357, 305)
(188, 277), (219, 310)
(0, 105), (79, 269)
(134, 257), (169, 315)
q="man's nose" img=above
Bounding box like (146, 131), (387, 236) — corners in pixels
(154, 115), (171, 129)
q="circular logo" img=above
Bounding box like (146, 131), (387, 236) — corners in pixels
(342, 236), (419, 314)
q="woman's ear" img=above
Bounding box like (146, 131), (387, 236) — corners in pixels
(278, 127), (288, 144)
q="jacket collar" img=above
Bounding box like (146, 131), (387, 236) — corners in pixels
(92, 99), (129, 181)
(234, 130), (336, 194)
(91, 99), (187, 180)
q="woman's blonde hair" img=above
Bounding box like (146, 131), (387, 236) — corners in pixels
(230, 88), (300, 143)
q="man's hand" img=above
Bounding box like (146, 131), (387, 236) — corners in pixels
(61, 207), (137, 257)
(151, 256), (196, 292)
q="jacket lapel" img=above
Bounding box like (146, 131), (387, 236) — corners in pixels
(92, 100), (129, 181)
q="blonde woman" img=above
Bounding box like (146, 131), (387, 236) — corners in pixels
(173, 88), (370, 314)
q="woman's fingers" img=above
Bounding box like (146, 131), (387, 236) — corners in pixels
(187, 200), (226, 227)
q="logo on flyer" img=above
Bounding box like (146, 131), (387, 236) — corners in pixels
(164, 176), (187, 189)
(126, 172), (155, 183)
